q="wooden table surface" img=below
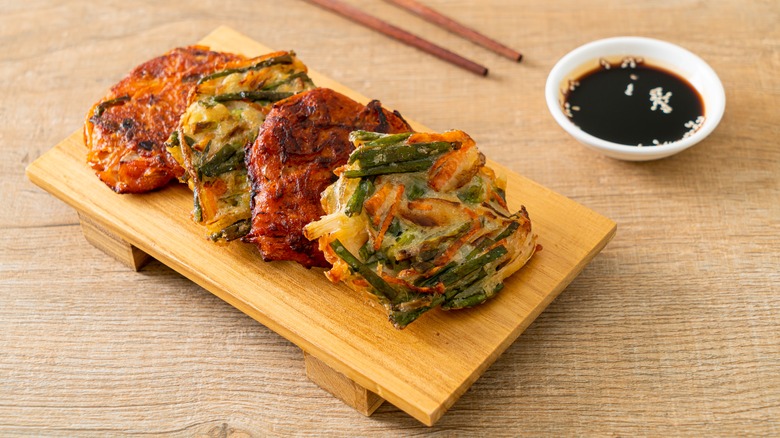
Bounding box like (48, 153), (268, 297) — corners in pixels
(2, 0), (778, 435)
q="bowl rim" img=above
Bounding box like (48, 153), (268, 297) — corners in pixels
(545, 36), (726, 159)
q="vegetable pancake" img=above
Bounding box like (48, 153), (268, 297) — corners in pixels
(304, 130), (538, 328)
(84, 46), (243, 193)
(168, 51), (315, 242)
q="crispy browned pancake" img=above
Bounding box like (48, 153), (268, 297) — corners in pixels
(84, 46), (243, 193)
(244, 88), (412, 267)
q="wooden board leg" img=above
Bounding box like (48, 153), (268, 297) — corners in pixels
(304, 352), (384, 416)
(78, 213), (151, 271)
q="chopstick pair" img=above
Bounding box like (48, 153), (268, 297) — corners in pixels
(304, 0), (522, 76)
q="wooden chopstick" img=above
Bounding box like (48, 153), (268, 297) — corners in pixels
(383, 0), (523, 62)
(304, 0), (489, 76)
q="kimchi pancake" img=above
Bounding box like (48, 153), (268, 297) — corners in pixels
(244, 88), (413, 268)
(84, 46), (243, 193)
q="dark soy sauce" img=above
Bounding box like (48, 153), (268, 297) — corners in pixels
(564, 58), (704, 146)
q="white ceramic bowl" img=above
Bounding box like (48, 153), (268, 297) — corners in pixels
(545, 37), (725, 161)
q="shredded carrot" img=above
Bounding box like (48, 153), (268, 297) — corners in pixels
(490, 186), (508, 210)
(381, 273), (445, 294)
(485, 237), (509, 252)
(463, 206), (478, 220)
(364, 183), (393, 227)
(199, 179), (226, 220)
(332, 165), (347, 176)
(373, 185), (405, 251)
(351, 278), (370, 288)
(325, 260), (350, 283)
(433, 222), (482, 266)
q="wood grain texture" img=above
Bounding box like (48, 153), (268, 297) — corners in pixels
(25, 27), (614, 425)
(303, 352), (384, 416)
(78, 213), (151, 271)
(2, 0), (779, 435)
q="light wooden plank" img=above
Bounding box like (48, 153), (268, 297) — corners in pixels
(304, 352), (384, 416)
(25, 26), (615, 426)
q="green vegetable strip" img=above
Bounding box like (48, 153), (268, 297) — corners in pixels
(330, 240), (398, 301)
(349, 130), (384, 143)
(199, 144), (245, 177)
(343, 158), (434, 178)
(211, 90), (294, 103)
(348, 132), (414, 162)
(458, 184), (484, 203)
(193, 191), (203, 222)
(390, 295), (445, 329)
(167, 130), (180, 147)
(210, 219), (250, 242)
(362, 132), (414, 148)
(406, 184), (425, 200)
(463, 221), (520, 260)
(345, 178), (372, 217)
(444, 283), (504, 310)
(262, 71), (312, 90)
(197, 53), (294, 84)
(416, 222), (509, 288)
(416, 261), (457, 287)
(444, 291), (487, 310)
(351, 141), (452, 167)
(444, 267), (488, 299)
(358, 241), (374, 261)
(93, 95), (130, 117)
(492, 221), (521, 242)
(437, 246), (508, 286)
(390, 309), (428, 329)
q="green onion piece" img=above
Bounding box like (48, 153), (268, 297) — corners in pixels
(193, 190), (203, 222)
(345, 178), (372, 217)
(199, 144), (245, 177)
(210, 219), (250, 241)
(493, 221), (520, 242)
(390, 295), (445, 329)
(438, 246), (508, 286)
(443, 267), (487, 300)
(262, 71), (313, 90)
(351, 141), (452, 167)
(344, 157), (434, 178)
(211, 90), (294, 103)
(443, 283), (504, 310)
(464, 221), (520, 260)
(457, 184), (484, 204)
(406, 184), (425, 200)
(349, 130), (386, 144)
(330, 239), (398, 301)
(93, 95), (130, 117)
(197, 53), (294, 84)
(167, 130), (180, 147)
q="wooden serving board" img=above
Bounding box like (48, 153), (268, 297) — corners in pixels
(25, 27), (616, 426)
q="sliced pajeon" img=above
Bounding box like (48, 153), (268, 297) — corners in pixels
(167, 51), (315, 241)
(244, 88), (413, 268)
(84, 46), (244, 193)
(304, 130), (538, 328)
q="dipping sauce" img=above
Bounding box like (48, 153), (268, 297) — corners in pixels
(563, 57), (705, 146)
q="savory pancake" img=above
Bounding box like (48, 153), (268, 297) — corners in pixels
(169, 51), (315, 241)
(84, 46), (244, 193)
(244, 88), (413, 268)
(304, 130), (537, 328)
